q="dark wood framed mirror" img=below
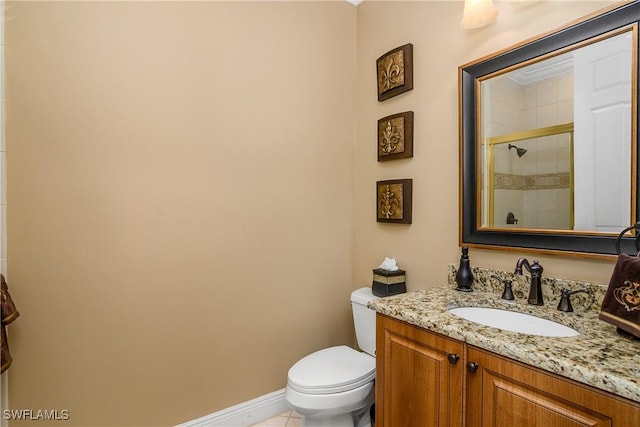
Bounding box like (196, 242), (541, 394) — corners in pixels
(459, 1), (640, 257)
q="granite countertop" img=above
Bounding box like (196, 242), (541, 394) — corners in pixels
(368, 266), (640, 403)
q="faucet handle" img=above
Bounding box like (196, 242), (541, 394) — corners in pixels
(501, 280), (515, 301)
(557, 288), (589, 312)
(491, 275), (515, 301)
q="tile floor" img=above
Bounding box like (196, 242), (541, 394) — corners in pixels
(249, 410), (301, 427)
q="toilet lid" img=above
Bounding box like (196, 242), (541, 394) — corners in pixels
(287, 345), (375, 395)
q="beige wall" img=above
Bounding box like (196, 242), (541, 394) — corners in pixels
(354, 0), (620, 292)
(6, 1), (356, 426)
(5, 0), (627, 426)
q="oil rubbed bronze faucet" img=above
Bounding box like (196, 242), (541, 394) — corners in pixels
(515, 258), (544, 305)
(557, 288), (589, 312)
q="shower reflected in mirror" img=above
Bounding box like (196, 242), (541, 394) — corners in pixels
(484, 124), (574, 230)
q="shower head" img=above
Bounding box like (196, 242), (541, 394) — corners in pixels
(508, 144), (527, 158)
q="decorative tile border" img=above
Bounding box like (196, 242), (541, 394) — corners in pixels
(494, 172), (570, 190)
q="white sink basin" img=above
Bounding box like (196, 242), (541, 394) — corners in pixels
(448, 307), (580, 337)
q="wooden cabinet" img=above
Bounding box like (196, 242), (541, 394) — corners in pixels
(466, 346), (640, 427)
(375, 314), (464, 427)
(376, 314), (640, 427)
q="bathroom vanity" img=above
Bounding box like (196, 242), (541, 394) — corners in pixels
(370, 267), (640, 426)
(422, 4), (640, 424)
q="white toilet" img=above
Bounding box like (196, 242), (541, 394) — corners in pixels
(285, 287), (379, 427)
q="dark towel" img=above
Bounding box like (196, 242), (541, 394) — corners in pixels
(1, 274), (19, 325)
(1, 325), (11, 374)
(1, 274), (18, 374)
(599, 254), (640, 338)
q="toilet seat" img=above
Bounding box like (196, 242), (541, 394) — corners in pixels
(287, 345), (375, 395)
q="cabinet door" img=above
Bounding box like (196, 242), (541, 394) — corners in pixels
(466, 346), (640, 427)
(376, 314), (464, 427)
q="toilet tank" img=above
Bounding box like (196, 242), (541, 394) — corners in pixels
(350, 287), (379, 357)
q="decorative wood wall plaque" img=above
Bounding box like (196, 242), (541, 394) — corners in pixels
(376, 179), (413, 224)
(378, 111), (414, 161)
(376, 44), (413, 101)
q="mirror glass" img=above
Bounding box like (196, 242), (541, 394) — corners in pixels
(459, 2), (640, 256)
(479, 30), (634, 234)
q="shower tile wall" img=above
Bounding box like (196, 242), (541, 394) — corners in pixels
(522, 74), (573, 229)
(487, 72), (573, 229)
(484, 76), (525, 138)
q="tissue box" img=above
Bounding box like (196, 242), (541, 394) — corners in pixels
(372, 268), (406, 297)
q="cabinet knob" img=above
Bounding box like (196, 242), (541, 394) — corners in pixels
(447, 353), (459, 365)
(466, 362), (479, 373)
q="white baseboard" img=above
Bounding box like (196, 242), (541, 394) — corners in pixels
(176, 389), (289, 427)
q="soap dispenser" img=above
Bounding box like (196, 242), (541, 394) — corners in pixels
(455, 247), (474, 292)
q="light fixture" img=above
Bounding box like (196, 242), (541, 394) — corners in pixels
(461, 0), (498, 30)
